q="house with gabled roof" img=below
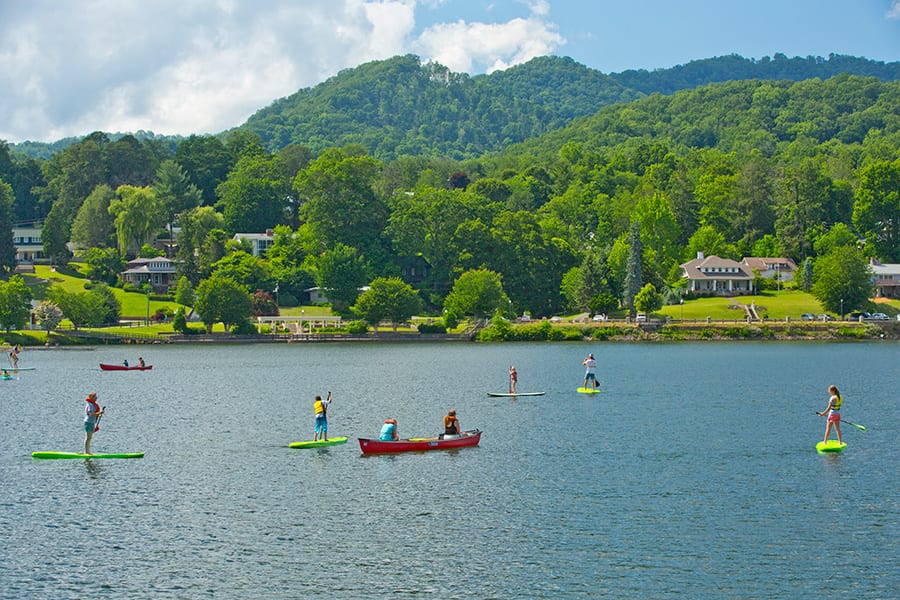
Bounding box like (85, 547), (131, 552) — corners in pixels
(121, 257), (177, 293)
(680, 252), (754, 296)
(870, 259), (900, 299)
(741, 257), (798, 282)
(232, 229), (275, 257)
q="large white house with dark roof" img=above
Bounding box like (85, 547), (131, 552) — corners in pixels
(680, 252), (754, 295)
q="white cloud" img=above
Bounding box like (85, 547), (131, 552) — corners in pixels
(888, 1), (900, 19)
(0, 0), (561, 143)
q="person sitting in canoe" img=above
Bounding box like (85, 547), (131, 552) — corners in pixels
(138, 357), (146, 368)
(442, 409), (460, 438)
(379, 419), (399, 441)
(123, 359), (129, 367)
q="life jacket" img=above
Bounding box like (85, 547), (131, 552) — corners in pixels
(86, 397), (101, 419)
(831, 395), (842, 411)
(314, 399), (326, 415)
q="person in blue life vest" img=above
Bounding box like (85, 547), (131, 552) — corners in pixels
(122, 359), (129, 367)
(379, 419), (399, 441)
(817, 384), (843, 444)
(83, 392), (105, 454)
(582, 353), (598, 390)
(313, 392), (332, 442)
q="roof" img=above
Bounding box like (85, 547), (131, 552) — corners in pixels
(741, 257), (797, 271)
(681, 255), (752, 280)
(870, 262), (900, 276)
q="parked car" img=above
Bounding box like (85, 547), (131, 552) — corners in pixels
(635, 313), (647, 322)
(818, 314), (834, 321)
(848, 312), (871, 320)
(801, 313), (815, 321)
(550, 316), (562, 323)
(592, 314), (607, 322)
(870, 312), (889, 320)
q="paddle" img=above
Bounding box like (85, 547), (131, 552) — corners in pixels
(94, 406), (106, 432)
(814, 412), (866, 431)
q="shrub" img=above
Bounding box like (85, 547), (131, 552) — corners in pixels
(418, 321), (447, 334)
(346, 320), (368, 334)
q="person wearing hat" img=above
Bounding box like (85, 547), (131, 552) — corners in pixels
(379, 419), (399, 441)
(83, 392), (104, 454)
(582, 353), (598, 390)
(443, 409), (460, 437)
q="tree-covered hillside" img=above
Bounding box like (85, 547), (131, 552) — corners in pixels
(240, 55), (640, 159)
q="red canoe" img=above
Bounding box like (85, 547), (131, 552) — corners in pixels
(358, 429), (481, 454)
(99, 363), (153, 371)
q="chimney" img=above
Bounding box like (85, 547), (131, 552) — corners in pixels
(697, 251), (704, 260)
(265, 229), (274, 237)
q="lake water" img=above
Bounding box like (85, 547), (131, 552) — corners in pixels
(1, 341), (897, 599)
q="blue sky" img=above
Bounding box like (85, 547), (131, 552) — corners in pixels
(1, 0), (898, 143)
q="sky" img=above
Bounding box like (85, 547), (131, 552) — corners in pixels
(1, 0), (899, 144)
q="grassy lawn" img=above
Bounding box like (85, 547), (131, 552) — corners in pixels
(26, 264), (184, 319)
(658, 290), (826, 321)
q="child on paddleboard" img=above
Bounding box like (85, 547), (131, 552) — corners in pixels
(817, 384), (843, 444)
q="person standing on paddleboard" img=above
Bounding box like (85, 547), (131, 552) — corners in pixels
(582, 353), (598, 390)
(313, 392), (332, 442)
(83, 392), (104, 454)
(509, 366), (518, 394)
(817, 385), (843, 445)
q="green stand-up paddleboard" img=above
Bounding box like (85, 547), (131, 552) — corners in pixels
(487, 392), (545, 397)
(816, 440), (847, 454)
(32, 451), (144, 459)
(288, 437), (348, 449)
(576, 387), (601, 394)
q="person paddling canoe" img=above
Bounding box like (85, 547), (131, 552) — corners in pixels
(83, 392), (105, 454)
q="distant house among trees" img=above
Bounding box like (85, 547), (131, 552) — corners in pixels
(741, 257), (797, 282)
(680, 252), (754, 296)
(232, 230), (275, 257)
(870, 259), (900, 299)
(121, 257), (177, 293)
(12, 221), (46, 267)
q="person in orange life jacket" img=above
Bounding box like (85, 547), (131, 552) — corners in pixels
(313, 392), (332, 442)
(443, 409), (460, 438)
(379, 419), (399, 441)
(83, 392), (104, 454)
(817, 384), (843, 444)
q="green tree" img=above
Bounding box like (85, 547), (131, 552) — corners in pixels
(797, 257), (814, 291)
(174, 135), (234, 206)
(153, 160), (202, 257)
(623, 223), (643, 314)
(443, 268), (507, 320)
(853, 159), (900, 262)
(316, 243), (370, 312)
(210, 251), (273, 296)
(175, 276), (195, 307)
(633, 283), (664, 314)
(0, 275), (32, 331)
(70, 184), (116, 250)
(811, 247), (873, 313)
(109, 185), (166, 256)
(218, 153), (288, 234)
(175, 206), (225, 283)
(813, 223), (857, 257)
(0, 179), (15, 276)
(353, 277), (423, 331)
(49, 288), (109, 329)
(195, 275), (253, 333)
(33, 300), (63, 332)
(83, 247), (124, 285)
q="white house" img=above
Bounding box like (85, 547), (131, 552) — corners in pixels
(232, 230), (275, 257)
(681, 252), (754, 295)
(741, 257), (797, 282)
(121, 257), (178, 293)
(12, 222), (45, 264)
(870, 259), (900, 299)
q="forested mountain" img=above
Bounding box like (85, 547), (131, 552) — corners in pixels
(239, 53), (900, 159)
(240, 55), (640, 159)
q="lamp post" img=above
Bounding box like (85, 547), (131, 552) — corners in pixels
(680, 297), (684, 321)
(840, 298), (844, 321)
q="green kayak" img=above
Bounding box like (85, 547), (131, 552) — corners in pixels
(288, 437), (348, 449)
(32, 451), (144, 459)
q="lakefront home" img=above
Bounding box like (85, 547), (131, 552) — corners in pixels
(870, 259), (900, 299)
(232, 230), (275, 257)
(680, 252), (754, 296)
(741, 257), (797, 282)
(121, 257), (177, 293)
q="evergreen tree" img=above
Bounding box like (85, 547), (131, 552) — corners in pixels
(623, 223), (643, 314)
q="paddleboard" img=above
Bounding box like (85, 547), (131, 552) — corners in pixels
(576, 387), (601, 394)
(288, 437), (348, 449)
(7, 367), (35, 371)
(815, 440), (847, 454)
(487, 392), (545, 397)
(32, 451), (144, 459)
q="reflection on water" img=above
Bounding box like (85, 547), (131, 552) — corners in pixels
(1, 341), (897, 598)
